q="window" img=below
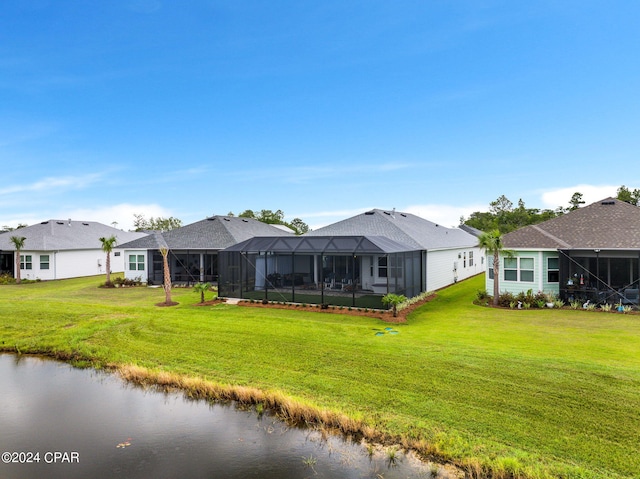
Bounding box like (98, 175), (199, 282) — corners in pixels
(114, 252), (121, 257)
(469, 251), (474, 267)
(40, 255), (50, 270)
(20, 255), (32, 270)
(504, 257), (534, 282)
(504, 258), (518, 281)
(520, 258), (534, 282)
(463, 252), (467, 268)
(129, 254), (145, 271)
(377, 256), (387, 278)
(547, 257), (559, 283)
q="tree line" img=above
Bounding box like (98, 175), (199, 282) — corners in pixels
(226, 209), (310, 235)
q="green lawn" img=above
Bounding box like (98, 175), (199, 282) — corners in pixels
(1, 274), (639, 479)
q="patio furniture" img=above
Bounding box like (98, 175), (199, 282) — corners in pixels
(622, 288), (639, 305)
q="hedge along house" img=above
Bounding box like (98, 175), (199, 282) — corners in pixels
(0, 220), (147, 280)
(218, 209), (481, 308)
(485, 198), (640, 306)
(118, 215), (293, 285)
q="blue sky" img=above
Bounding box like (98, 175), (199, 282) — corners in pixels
(2, 1), (639, 231)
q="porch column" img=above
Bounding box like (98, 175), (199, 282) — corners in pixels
(313, 254), (320, 287)
(291, 252), (295, 303)
(351, 254), (356, 307)
(199, 253), (205, 282)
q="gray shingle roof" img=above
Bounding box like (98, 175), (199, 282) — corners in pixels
(305, 209), (477, 250)
(225, 235), (418, 254)
(503, 198), (640, 250)
(118, 216), (293, 250)
(0, 220), (147, 251)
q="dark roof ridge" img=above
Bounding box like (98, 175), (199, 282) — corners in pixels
(530, 224), (572, 249)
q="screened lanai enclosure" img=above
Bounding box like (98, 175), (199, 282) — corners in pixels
(558, 249), (640, 306)
(218, 236), (423, 309)
(143, 250), (218, 285)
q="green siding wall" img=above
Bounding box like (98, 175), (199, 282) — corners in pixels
(485, 250), (560, 297)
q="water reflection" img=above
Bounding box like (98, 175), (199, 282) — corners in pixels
(0, 354), (435, 479)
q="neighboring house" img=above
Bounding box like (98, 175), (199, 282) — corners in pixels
(118, 215), (294, 285)
(0, 220), (147, 281)
(485, 198), (640, 305)
(306, 209), (482, 292)
(218, 209), (481, 306)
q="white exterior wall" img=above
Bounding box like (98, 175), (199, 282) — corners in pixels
(18, 248), (127, 281)
(360, 255), (375, 290)
(426, 246), (483, 292)
(123, 249), (148, 281)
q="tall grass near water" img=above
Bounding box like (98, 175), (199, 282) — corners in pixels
(1, 274), (639, 479)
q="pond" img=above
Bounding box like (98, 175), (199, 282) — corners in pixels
(0, 354), (441, 478)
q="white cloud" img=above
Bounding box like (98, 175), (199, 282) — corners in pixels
(0, 173), (103, 196)
(539, 184), (619, 209)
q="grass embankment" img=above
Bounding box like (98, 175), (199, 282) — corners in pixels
(1, 275), (639, 479)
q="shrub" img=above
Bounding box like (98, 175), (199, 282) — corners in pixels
(0, 273), (16, 285)
(498, 291), (514, 308)
(476, 289), (489, 301)
(535, 299), (547, 309)
(397, 291), (433, 311)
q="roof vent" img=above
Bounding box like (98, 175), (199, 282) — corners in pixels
(56, 221), (64, 225)
(83, 222), (89, 226)
(364, 211), (375, 215)
(400, 213), (406, 217)
(41, 221), (49, 224)
(223, 218), (230, 221)
(601, 200), (615, 205)
(242, 219), (249, 222)
(383, 211), (391, 216)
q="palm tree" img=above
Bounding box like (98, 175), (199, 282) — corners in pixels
(99, 235), (118, 286)
(159, 246), (173, 304)
(193, 282), (211, 303)
(478, 229), (513, 306)
(9, 236), (26, 284)
(381, 293), (407, 317)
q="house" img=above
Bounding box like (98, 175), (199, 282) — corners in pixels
(218, 209), (481, 307)
(118, 215), (294, 285)
(485, 198), (640, 305)
(0, 220), (147, 280)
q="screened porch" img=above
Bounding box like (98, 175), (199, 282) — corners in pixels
(558, 249), (640, 306)
(218, 235), (423, 308)
(145, 250), (218, 286)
